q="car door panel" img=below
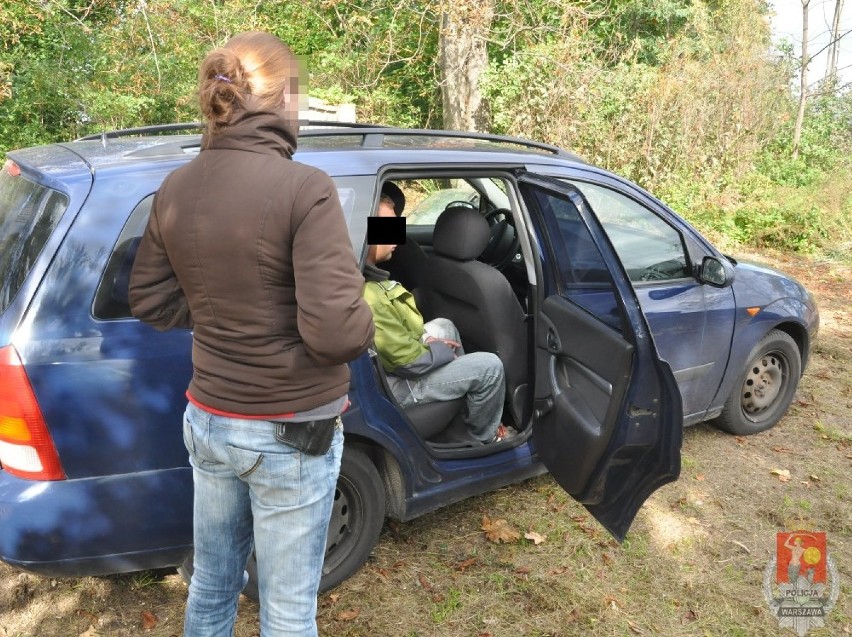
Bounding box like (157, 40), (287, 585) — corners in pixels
(519, 173), (682, 541)
(535, 296), (633, 493)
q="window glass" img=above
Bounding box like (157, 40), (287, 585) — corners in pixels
(0, 170), (69, 313)
(93, 196), (153, 319)
(331, 176), (374, 253)
(523, 183), (622, 332)
(566, 180), (690, 283)
(404, 179), (480, 226)
(94, 177), (372, 320)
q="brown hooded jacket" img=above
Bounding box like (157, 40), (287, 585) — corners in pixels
(129, 109), (374, 415)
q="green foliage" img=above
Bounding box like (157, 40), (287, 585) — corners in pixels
(0, 0), (848, 257)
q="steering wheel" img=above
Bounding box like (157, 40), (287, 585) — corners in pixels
(445, 200), (478, 211)
(479, 208), (520, 270)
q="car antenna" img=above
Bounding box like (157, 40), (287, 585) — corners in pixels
(100, 130), (107, 149)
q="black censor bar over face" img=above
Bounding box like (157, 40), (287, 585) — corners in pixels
(367, 216), (406, 245)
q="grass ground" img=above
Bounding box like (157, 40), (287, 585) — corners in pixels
(1, 251), (849, 637)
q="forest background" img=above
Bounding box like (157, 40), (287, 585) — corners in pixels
(0, 0), (849, 258)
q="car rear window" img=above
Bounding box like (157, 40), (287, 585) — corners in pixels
(0, 166), (69, 313)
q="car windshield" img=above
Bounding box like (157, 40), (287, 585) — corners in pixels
(0, 167), (68, 313)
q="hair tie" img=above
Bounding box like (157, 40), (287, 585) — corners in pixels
(214, 74), (232, 83)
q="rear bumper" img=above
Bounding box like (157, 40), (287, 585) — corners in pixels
(0, 467), (192, 577)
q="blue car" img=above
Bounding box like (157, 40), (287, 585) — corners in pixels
(0, 124), (818, 594)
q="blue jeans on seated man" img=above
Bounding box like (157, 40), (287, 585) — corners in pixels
(394, 317), (505, 443)
(182, 401), (343, 637)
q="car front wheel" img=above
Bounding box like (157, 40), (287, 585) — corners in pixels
(714, 329), (802, 435)
(178, 444), (386, 599)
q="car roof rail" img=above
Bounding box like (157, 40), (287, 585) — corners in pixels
(76, 120), (387, 142)
(76, 123), (205, 141)
(75, 121), (577, 160)
(298, 126), (575, 158)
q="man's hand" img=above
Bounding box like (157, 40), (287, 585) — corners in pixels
(424, 335), (461, 351)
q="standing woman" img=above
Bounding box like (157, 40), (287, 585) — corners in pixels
(129, 32), (374, 636)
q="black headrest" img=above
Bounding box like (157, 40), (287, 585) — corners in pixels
(381, 181), (405, 216)
(433, 206), (489, 261)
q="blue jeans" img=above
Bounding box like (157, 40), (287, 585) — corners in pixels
(182, 402), (344, 636)
(397, 318), (505, 442)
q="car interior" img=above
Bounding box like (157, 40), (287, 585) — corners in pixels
(367, 175), (535, 456)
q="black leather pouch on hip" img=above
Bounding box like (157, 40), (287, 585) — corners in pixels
(274, 417), (338, 456)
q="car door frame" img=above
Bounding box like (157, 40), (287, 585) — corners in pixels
(517, 171), (682, 541)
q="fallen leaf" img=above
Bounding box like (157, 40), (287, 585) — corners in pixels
(772, 446), (793, 453)
(481, 515), (520, 543)
(455, 557), (478, 572)
(376, 567), (389, 580)
(770, 468), (791, 482)
(79, 626), (99, 637)
(809, 474), (821, 482)
(515, 566), (531, 575)
(525, 531), (546, 545)
(418, 572), (432, 591)
(431, 592), (445, 603)
(328, 593), (341, 604)
(336, 608), (361, 621)
(547, 494), (565, 512)
(681, 609), (699, 623)
(628, 619), (643, 634)
(76, 609), (99, 623)
(604, 594), (622, 609)
(602, 552), (613, 565)
(734, 436), (747, 444)
(695, 474), (706, 481)
(141, 610), (158, 630)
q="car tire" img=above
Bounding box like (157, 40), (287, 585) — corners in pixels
(714, 329), (801, 435)
(178, 444), (386, 600)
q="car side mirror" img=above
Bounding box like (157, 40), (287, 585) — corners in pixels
(699, 256), (735, 288)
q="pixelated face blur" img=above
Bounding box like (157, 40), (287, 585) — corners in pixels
(243, 52), (307, 121)
(369, 200), (398, 264)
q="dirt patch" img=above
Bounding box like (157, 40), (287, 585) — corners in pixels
(2, 251), (850, 637)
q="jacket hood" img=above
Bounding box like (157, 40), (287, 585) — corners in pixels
(202, 109), (298, 159)
(364, 263), (390, 282)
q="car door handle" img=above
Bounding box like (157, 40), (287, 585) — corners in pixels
(546, 329), (561, 353)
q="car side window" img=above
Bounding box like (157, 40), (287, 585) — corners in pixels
(93, 195), (153, 320)
(523, 184), (622, 332)
(93, 178), (372, 320)
(567, 181), (690, 283)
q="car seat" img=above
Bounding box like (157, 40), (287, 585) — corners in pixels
(419, 206), (529, 426)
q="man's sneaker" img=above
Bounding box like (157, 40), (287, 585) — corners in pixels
(490, 424), (518, 443)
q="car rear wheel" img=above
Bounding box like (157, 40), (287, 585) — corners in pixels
(178, 444), (386, 600)
(714, 329), (801, 435)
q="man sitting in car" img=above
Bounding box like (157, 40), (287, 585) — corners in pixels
(362, 184), (512, 444)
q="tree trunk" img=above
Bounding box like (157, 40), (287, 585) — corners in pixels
(792, 0), (810, 160)
(438, 1), (495, 132)
(825, 0), (844, 81)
